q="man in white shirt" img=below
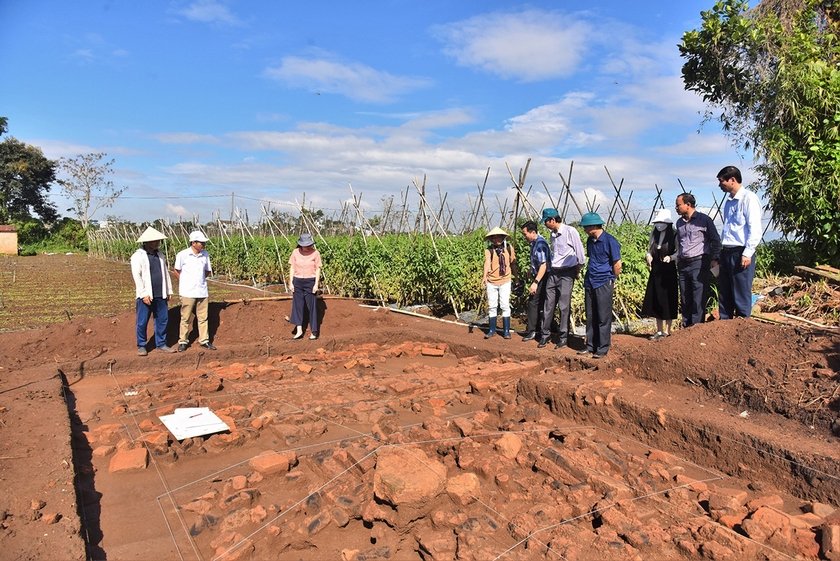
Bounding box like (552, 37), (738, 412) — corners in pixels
(717, 166), (763, 318)
(174, 230), (216, 351)
(539, 208), (585, 349)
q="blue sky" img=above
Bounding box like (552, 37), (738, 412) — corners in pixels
(1, 0), (755, 226)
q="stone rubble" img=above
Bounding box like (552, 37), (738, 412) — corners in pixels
(86, 340), (838, 560)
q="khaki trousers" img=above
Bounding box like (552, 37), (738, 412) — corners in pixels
(179, 296), (210, 344)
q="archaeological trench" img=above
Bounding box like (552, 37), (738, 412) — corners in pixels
(3, 300), (840, 561)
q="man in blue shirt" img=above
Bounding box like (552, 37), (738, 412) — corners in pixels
(578, 212), (622, 359)
(519, 220), (551, 341)
(717, 166), (762, 318)
(675, 192), (721, 327)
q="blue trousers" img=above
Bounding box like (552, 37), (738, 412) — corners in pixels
(290, 277), (319, 333)
(584, 281), (614, 355)
(136, 297), (169, 348)
(718, 246), (756, 319)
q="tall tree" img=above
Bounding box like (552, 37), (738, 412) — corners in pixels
(57, 153), (127, 230)
(679, 0), (840, 261)
(0, 121), (58, 223)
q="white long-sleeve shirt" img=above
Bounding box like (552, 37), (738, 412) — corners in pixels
(130, 247), (174, 299)
(721, 187), (763, 258)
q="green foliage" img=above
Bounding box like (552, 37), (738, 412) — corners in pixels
(608, 222), (652, 323)
(0, 135), (58, 223)
(14, 219), (48, 245)
(87, 223), (792, 321)
(18, 218), (90, 253)
(680, 0), (840, 262)
(755, 238), (813, 276)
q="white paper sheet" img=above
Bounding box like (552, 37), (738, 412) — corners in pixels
(159, 407), (230, 440)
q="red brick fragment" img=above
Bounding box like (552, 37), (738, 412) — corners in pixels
(108, 448), (149, 473)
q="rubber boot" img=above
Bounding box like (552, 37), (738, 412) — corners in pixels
(502, 317), (511, 339)
(484, 316), (497, 339)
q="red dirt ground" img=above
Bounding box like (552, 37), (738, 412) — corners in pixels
(1, 278), (839, 559)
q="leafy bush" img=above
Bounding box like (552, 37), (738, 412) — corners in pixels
(755, 239), (811, 277)
(16, 217), (89, 254)
(87, 222), (796, 321)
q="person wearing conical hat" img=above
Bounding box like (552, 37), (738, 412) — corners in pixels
(538, 208), (585, 350)
(130, 226), (175, 356)
(578, 212), (622, 359)
(481, 226), (516, 339)
(641, 209), (679, 340)
(173, 230), (216, 352)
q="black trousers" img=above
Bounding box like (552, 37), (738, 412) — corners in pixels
(541, 267), (576, 344)
(525, 278), (547, 333)
(584, 281), (614, 355)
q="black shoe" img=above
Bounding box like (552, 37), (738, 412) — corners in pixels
(554, 340), (567, 350)
(576, 349), (592, 356)
(537, 338), (550, 348)
(201, 342), (217, 350)
(177, 343), (188, 352)
(521, 331), (536, 341)
(591, 352), (607, 359)
(484, 331), (495, 339)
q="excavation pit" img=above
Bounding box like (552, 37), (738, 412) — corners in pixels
(2, 300), (839, 560)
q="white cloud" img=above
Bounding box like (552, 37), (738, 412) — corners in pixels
(433, 10), (591, 81)
(165, 203), (190, 217)
(70, 49), (95, 63)
(35, 139), (100, 159)
(155, 132), (220, 144)
(177, 0), (241, 26)
(658, 132), (732, 156)
(264, 55), (432, 103)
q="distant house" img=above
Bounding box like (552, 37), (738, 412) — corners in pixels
(0, 225), (18, 255)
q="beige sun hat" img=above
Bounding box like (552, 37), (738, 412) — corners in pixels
(651, 209), (673, 224)
(136, 226), (167, 243)
(485, 226), (509, 238)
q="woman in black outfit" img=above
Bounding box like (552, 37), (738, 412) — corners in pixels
(642, 209), (679, 340)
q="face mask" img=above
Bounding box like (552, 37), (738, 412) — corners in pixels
(655, 223), (668, 231)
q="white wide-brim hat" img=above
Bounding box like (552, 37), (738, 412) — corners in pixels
(485, 226), (509, 238)
(136, 226), (167, 243)
(188, 230), (209, 243)
(651, 209), (673, 224)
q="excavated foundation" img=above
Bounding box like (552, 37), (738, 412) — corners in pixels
(68, 339), (840, 561)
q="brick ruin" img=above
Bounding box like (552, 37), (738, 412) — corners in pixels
(76, 341), (840, 561)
